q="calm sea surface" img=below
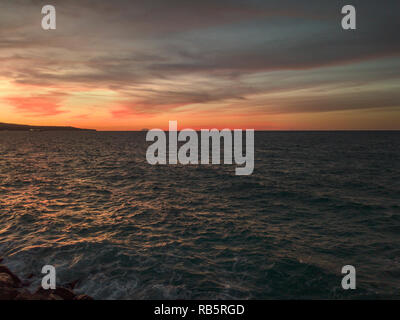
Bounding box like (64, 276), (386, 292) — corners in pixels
(0, 131), (399, 299)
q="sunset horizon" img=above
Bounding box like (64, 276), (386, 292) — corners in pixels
(1, 0), (400, 306)
(1, 1), (399, 131)
(1, 120), (400, 131)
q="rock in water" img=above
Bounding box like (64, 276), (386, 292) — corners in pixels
(74, 294), (94, 300)
(0, 273), (15, 288)
(35, 286), (76, 300)
(0, 264), (93, 300)
(0, 287), (19, 300)
(0, 266), (22, 287)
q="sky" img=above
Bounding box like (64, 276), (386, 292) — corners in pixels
(0, 0), (399, 130)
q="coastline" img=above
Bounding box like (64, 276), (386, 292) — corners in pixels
(0, 122), (96, 132)
(0, 260), (93, 300)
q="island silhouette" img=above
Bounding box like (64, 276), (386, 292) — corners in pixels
(0, 122), (96, 132)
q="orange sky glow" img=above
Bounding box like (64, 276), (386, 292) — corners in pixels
(0, 1), (399, 131)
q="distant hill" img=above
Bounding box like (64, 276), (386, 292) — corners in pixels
(0, 122), (96, 132)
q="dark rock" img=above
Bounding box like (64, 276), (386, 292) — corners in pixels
(15, 289), (64, 300)
(48, 293), (64, 300)
(74, 294), (94, 300)
(36, 286), (76, 300)
(0, 264), (93, 300)
(54, 287), (77, 300)
(0, 266), (22, 287)
(34, 287), (53, 298)
(0, 287), (19, 300)
(15, 292), (49, 300)
(0, 273), (15, 288)
(14, 290), (35, 300)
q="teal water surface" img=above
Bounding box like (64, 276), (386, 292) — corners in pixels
(0, 131), (399, 299)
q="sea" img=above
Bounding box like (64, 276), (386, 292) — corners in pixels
(0, 131), (399, 299)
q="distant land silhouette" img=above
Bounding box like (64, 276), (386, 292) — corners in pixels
(0, 122), (96, 132)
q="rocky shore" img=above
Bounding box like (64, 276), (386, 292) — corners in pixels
(0, 261), (93, 300)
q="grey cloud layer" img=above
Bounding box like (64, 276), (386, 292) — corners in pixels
(1, 0), (399, 115)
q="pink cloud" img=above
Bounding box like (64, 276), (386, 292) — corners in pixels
(5, 93), (67, 116)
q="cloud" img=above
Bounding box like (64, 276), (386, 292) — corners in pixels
(4, 92), (67, 116)
(0, 0), (399, 121)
